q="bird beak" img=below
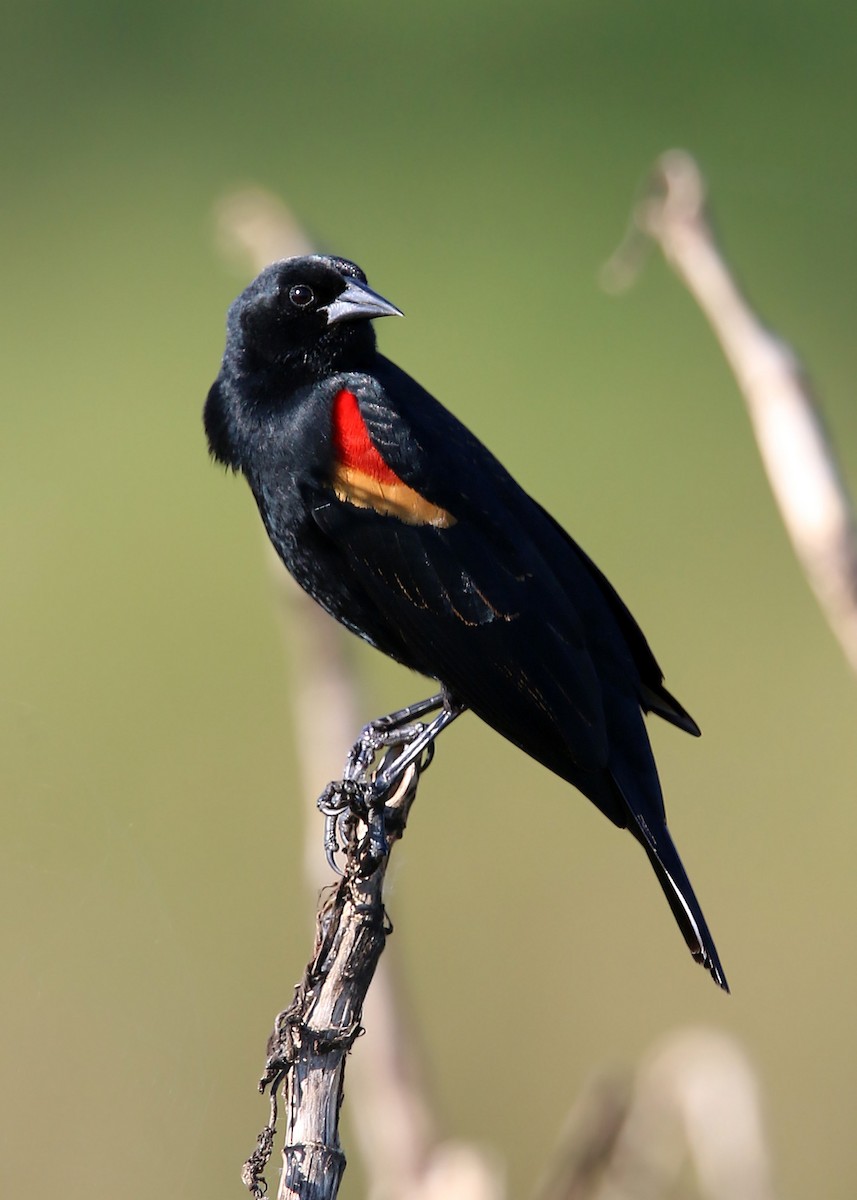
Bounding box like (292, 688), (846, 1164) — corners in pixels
(324, 278), (404, 325)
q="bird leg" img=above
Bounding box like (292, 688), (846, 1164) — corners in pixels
(371, 699), (463, 796)
(357, 692), (448, 743)
(317, 691), (465, 871)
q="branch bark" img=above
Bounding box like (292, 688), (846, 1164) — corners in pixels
(241, 742), (423, 1200)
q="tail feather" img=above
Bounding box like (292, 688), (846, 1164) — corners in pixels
(631, 814), (729, 992)
(641, 683), (702, 738)
(601, 691), (727, 991)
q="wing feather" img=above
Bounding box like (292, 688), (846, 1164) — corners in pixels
(311, 494), (610, 772)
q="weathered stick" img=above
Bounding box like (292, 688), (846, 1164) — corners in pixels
(604, 150), (857, 677)
(242, 741), (423, 1200)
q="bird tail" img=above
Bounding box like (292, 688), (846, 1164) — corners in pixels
(602, 690), (728, 991)
(629, 813), (729, 992)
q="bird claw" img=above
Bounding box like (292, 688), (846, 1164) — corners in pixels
(317, 695), (464, 873)
(318, 778), (372, 874)
(316, 692), (464, 873)
(318, 727), (428, 874)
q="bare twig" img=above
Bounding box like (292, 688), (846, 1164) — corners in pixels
(600, 1028), (775, 1200)
(534, 1074), (633, 1200)
(604, 149), (857, 676)
(242, 738), (425, 1200)
(540, 1030), (775, 1200)
(214, 187), (314, 269)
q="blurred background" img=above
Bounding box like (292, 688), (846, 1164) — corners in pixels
(3, 2), (857, 1197)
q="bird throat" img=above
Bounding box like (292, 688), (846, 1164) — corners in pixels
(330, 389), (456, 528)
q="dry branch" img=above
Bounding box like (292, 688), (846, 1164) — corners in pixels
(242, 741), (423, 1200)
(604, 149), (857, 676)
(538, 1030), (775, 1200)
(237, 644), (497, 1200)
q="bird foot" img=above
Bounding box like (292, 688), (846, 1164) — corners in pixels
(317, 694), (465, 873)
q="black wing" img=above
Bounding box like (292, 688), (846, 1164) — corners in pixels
(311, 494), (614, 782)
(351, 360), (700, 737)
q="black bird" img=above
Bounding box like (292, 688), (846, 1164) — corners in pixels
(205, 254), (727, 991)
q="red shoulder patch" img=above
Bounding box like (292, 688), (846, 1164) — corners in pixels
(330, 388), (457, 529)
(332, 389), (401, 485)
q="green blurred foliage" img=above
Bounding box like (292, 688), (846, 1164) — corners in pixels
(3, 2), (857, 1196)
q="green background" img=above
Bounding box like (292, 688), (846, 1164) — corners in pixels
(4, 2), (857, 1196)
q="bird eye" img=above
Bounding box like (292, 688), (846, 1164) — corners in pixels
(288, 284), (315, 308)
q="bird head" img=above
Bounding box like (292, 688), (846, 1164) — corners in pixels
(229, 255), (403, 372)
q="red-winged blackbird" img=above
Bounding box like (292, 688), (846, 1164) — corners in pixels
(205, 254), (727, 991)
